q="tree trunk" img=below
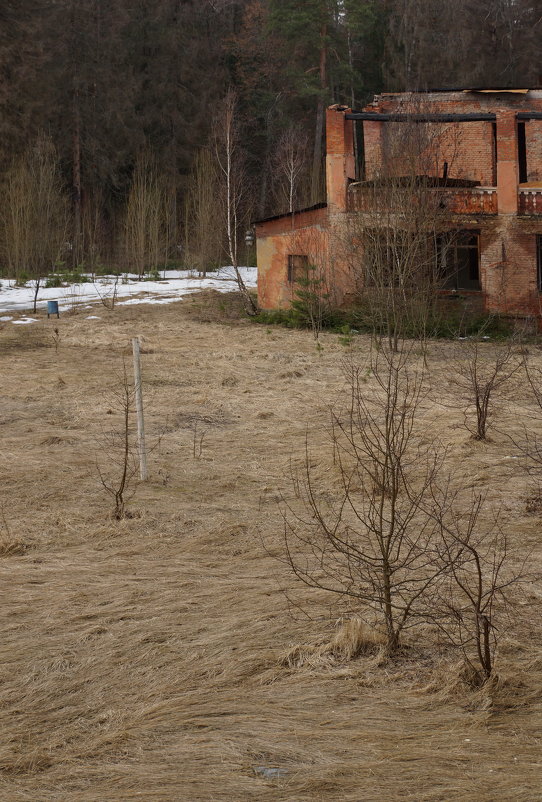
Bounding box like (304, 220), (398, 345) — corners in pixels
(72, 89), (82, 266)
(311, 23), (327, 205)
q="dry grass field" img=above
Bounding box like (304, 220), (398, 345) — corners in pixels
(1, 292), (542, 801)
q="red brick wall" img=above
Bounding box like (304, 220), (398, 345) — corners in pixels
(526, 120), (542, 183)
(364, 120), (495, 186)
(363, 92), (542, 189)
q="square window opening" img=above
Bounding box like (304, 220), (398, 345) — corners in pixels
(436, 230), (481, 291)
(287, 254), (309, 283)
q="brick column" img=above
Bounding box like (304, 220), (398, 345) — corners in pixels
(496, 110), (519, 214)
(325, 106), (356, 213)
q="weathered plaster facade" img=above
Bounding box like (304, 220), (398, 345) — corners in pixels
(256, 90), (542, 321)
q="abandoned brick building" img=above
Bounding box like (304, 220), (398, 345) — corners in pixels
(255, 89), (542, 322)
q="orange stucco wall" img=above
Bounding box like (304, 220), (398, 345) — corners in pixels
(256, 207), (329, 310)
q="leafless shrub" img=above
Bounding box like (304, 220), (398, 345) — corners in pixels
(430, 489), (523, 684)
(453, 337), (521, 440)
(508, 358), (542, 511)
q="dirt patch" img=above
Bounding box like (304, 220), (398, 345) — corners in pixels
(0, 296), (541, 800)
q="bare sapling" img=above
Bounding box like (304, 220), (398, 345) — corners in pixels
(96, 362), (139, 520)
(283, 341), (448, 653)
(430, 488), (522, 684)
(509, 357), (542, 511)
(94, 272), (121, 310)
(213, 89), (257, 315)
(453, 336), (521, 440)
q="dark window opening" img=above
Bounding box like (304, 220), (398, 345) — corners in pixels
(537, 235), (542, 292)
(355, 120), (365, 181)
(363, 231), (433, 288)
(492, 122), (498, 186)
(518, 122), (528, 184)
(437, 230), (481, 291)
(287, 254), (309, 283)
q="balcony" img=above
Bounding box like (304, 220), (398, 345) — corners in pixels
(519, 188), (542, 215)
(348, 179), (498, 216)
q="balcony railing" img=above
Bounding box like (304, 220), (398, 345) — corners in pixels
(519, 189), (542, 215)
(348, 184), (498, 216)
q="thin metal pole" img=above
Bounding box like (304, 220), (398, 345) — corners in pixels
(132, 337), (148, 481)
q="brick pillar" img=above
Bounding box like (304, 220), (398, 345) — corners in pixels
(496, 110), (519, 214)
(325, 106), (356, 213)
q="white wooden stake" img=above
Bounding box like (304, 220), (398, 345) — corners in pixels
(132, 337), (148, 481)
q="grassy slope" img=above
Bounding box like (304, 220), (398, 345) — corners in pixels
(0, 293), (541, 801)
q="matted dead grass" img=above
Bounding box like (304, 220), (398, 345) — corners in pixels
(1, 293), (542, 800)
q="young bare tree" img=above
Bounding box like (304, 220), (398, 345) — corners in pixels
(1, 134), (68, 309)
(183, 148), (223, 276)
(213, 89), (257, 315)
(96, 362), (139, 520)
(283, 342), (448, 653)
(453, 338), (521, 441)
(123, 151), (169, 279)
(430, 488), (522, 683)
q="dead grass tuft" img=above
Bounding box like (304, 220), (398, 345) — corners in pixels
(0, 534), (29, 556)
(280, 619), (385, 669)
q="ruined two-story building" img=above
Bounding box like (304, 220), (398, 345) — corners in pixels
(255, 89), (542, 322)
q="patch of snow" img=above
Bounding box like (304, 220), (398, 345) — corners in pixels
(85, 315), (101, 320)
(0, 267), (257, 314)
(12, 317), (38, 325)
(0, 315), (13, 321)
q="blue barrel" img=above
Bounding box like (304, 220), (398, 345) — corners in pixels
(47, 300), (59, 318)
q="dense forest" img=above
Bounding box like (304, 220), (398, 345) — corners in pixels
(1, 0), (541, 278)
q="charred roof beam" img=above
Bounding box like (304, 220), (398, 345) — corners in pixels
(345, 112), (497, 123)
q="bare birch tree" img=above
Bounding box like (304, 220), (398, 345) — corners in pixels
(271, 124), (310, 215)
(213, 89), (257, 315)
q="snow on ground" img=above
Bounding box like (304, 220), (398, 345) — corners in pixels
(0, 267), (257, 319)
